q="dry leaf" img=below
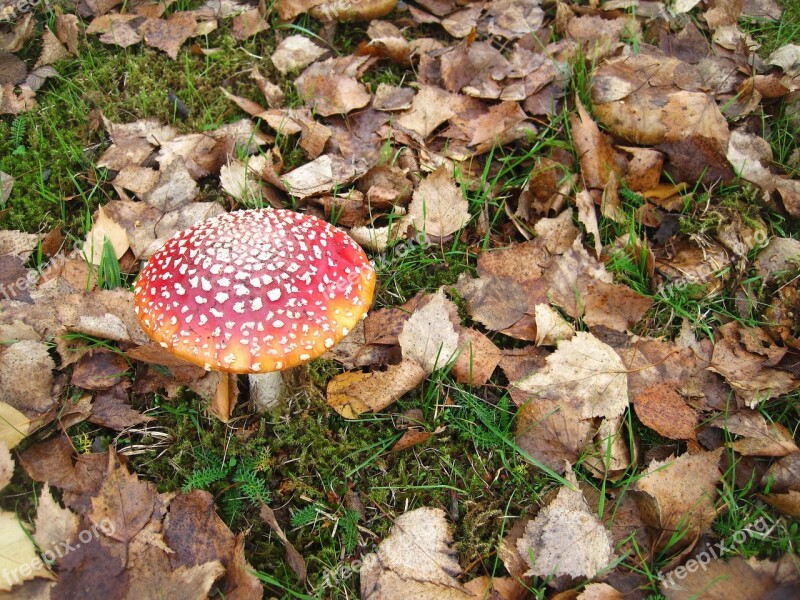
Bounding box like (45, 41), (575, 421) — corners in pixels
(0, 402), (30, 449)
(295, 56), (371, 116)
(533, 303), (575, 346)
(0, 441), (12, 491)
(260, 503), (307, 582)
(33, 483), (79, 560)
(361, 507), (472, 599)
(0, 511), (53, 591)
(634, 449), (723, 549)
(327, 359), (426, 418)
(515, 398), (593, 473)
(408, 166), (470, 238)
(514, 331), (629, 420)
(634, 384), (698, 440)
(0, 340), (56, 415)
(271, 35), (327, 74)
(398, 290), (461, 373)
(517, 469), (615, 583)
(82, 205), (129, 266)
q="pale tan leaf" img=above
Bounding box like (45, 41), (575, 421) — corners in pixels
(271, 35), (327, 74)
(398, 290), (461, 373)
(408, 166), (470, 238)
(361, 507), (472, 600)
(517, 469), (614, 582)
(0, 511), (53, 591)
(514, 331), (628, 420)
(82, 205), (130, 266)
(0, 441), (12, 491)
(533, 304), (574, 347)
(32, 483), (79, 557)
(0, 402), (30, 449)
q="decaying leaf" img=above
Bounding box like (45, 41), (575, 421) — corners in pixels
(0, 402), (30, 449)
(398, 290), (461, 373)
(327, 359), (426, 418)
(361, 507), (472, 599)
(516, 469), (614, 584)
(634, 449), (723, 550)
(514, 331), (629, 420)
(0, 441), (12, 490)
(407, 166), (471, 238)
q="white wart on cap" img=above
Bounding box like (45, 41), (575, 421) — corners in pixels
(134, 208), (375, 373)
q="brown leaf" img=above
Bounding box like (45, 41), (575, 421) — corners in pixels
(89, 384), (156, 430)
(0, 340), (55, 416)
(55, 13), (80, 56)
(452, 328), (501, 385)
(231, 5), (269, 40)
(327, 360), (426, 418)
(570, 97), (625, 190)
(711, 410), (799, 457)
(259, 503), (307, 582)
(456, 274), (528, 331)
(634, 449), (723, 550)
(71, 350), (129, 391)
(575, 189), (602, 257)
(390, 429), (435, 452)
(515, 398), (593, 473)
(762, 452), (800, 492)
(90, 451), (157, 544)
(295, 56), (371, 116)
(660, 555), (800, 599)
(709, 328), (800, 408)
(35, 28), (70, 68)
(634, 384), (698, 440)
(373, 83), (416, 111)
(396, 85), (465, 139)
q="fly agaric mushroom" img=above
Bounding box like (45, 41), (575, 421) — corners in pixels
(133, 208), (376, 420)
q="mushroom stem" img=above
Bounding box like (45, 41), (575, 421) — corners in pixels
(249, 371), (285, 413)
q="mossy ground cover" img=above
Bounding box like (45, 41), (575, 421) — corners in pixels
(2, 1), (800, 598)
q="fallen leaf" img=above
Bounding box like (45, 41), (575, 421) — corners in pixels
(0, 171), (13, 204)
(0, 340), (56, 415)
(407, 166), (471, 238)
(634, 384), (698, 440)
(514, 331), (629, 420)
(90, 451), (157, 544)
(660, 554), (800, 599)
(516, 469), (615, 584)
(398, 290), (461, 373)
(271, 35), (327, 74)
(0, 510), (53, 591)
(361, 507), (472, 599)
(327, 360), (426, 418)
(33, 483), (79, 562)
(259, 503), (307, 582)
(634, 449), (723, 550)
(533, 303), (575, 346)
(295, 56), (371, 116)
(570, 97), (625, 190)
(452, 328), (501, 385)
(0, 402), (31, 449)
(281, 154), (363, 199)
(515, 398), (593, 473)
(83, 205), (130, 266)
(140, 12), (198, 60)
(762, 452), (800, 492)
(0, 441), (12, 490)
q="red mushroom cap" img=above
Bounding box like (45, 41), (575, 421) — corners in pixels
(133, 208), (375, 373)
